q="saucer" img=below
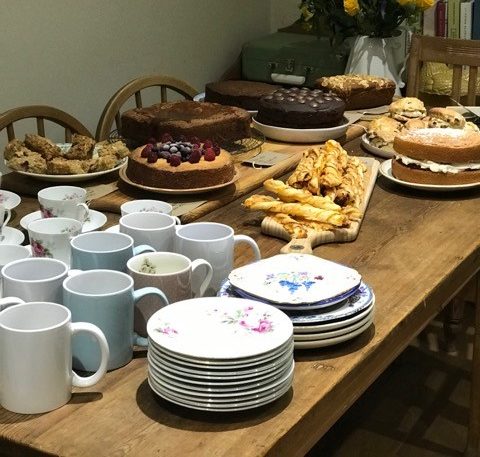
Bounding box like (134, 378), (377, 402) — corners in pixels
(20, 210), (107, 233)
(0, 227), (25, 245)
(104, 224), (119, 233)
(0, 190), (21, 210)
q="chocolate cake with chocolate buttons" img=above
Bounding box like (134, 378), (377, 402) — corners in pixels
(256, 87), (346, 129)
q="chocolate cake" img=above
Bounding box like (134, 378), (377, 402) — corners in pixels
(125, 136), (236, 189)
(120, 100), (251, 146)
(255, 87), (346, 129)
(204, 80), (281, 111)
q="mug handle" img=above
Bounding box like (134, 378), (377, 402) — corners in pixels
(132, 287), (169, 346)
(0, 297), (25, 312)
(233, 235), (261, 261)
(172, 216), (181, 225)
(2, 208), (11, 227)
(70, 322), (109, 388)
(133, 245), (156, 255)
(190, 259), (213, 298)
(76, 203), (90, 223)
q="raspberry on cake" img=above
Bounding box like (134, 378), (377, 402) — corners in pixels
(256, 87), (346, 129)
(125, 135), (236, 189)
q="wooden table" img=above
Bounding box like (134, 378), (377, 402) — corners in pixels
(1, 136), (480, 457)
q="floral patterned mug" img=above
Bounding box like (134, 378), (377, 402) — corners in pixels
(37, 186), (89, 223)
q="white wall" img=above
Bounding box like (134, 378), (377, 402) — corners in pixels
(0, 0), (278, 140)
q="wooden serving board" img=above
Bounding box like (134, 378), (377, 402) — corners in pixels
(261, 157), (380, 254)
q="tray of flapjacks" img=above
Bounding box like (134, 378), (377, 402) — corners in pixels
(243, 140), (379, 254)
(4, 133), (129, 182)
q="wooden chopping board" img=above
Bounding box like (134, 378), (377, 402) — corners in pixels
(261, 157), (380, 254)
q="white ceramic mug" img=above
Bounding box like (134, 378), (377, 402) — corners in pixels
(127, 252), (213, 336)
(28, 217), (82, 265)
(0, 204), (11, 231)
(174, 222), (261, 294)
(38, 185), (89, 223)
(2, 257), (71, 304)
(0, 302), (109, 414)
(120, 199), (181, 224)
(0, 244), (31, 272)
(119, 212), (180, 252)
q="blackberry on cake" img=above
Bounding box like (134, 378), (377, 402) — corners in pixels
(204, 80), (281, 111)
(256, 87), (346, 129)
(120, 100), (251, 146)
(126, 134), (236, 189)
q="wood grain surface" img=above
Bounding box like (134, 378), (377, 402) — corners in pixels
(1, 133), (480, 457)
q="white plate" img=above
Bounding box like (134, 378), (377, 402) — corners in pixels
(294, 319), (373, 349)
(6, 158), (127, 183)
(228, 254), (361, 305)
(361, 134), (395, 159)
(0, 190), (21, 210)
(0, 227), (25, 245)
(252, 116), (349, 143)
(293, 310), (374, 341)
(379, 160), (480, 192)
(104, 224), (119, 233)
(147, 297), (293, 360)
(20, 210), (107, 232)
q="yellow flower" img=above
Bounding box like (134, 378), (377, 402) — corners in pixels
(344, 0), (360, 16)
(415, 0), (435, 9)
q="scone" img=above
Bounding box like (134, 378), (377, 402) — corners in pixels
(24, 133), (62, 161)
(404, 118), (430, 130)
(64, 134), (96, 160)
(366, 116), (403, 149)
(7, 152), (47, 174)
(427, 107), (466, 129)
(389, 97), (426, 122)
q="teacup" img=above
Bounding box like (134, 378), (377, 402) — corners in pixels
(63, 269), (169, 371)
(70, 231), (156, 272)
(0, 244), (31, 272)
(28, 217), (82, 265)
(2, 257), (72, 304)
(174, 222), (261, 294)
(38, 185), (89, 223)
(0, 302), (109, 414)
(120, 199), (181, 224)
(127, 252), (213, 336)
(119, 212), (180, 252)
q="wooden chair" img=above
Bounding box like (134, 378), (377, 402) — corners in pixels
(0, 105), (92, 142)
(95, 75), (198, 141)
(406, 34), (480, 104)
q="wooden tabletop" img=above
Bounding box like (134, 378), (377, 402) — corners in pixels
(1, 136), (480, 457)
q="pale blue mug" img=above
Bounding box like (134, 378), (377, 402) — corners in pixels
(63, 269), (169, 371)
(70, 232), (155, 272)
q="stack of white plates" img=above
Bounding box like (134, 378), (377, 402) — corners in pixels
(146, 296), (294, 412)
(219, 254), (375, 349)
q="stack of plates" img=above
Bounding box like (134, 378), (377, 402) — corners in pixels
(146, 296), (294, 412)
(219, 254), (375, 349)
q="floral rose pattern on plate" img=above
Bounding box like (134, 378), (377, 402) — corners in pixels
(264, 271), (324, 294)
(210, 305), (274, 334)
(39, 204), (55, 218)
(30, 239), (52, 258)
(155, 323), (178, 337)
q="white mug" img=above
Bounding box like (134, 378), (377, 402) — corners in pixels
(120, 199), (181, 224)
(119, 212), (180, 252)
(38, 185), (89, 223)
(0, 302), (109, 414)
(127, 252), (213, 336)
(2, 257), (71, 304)
(28, 217), (82, 265)
(174, 222), (261, 294)
(0, 204), (11, 230)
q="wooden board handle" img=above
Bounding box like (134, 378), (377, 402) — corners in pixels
(280, 237), (313, 255)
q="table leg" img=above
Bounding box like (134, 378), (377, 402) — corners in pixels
(465, 272), (480, 457)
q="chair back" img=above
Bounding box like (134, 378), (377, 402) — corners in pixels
(406, 34), (480, 105)
(95, 75), (198, 141)
(0, 105), (92, 142)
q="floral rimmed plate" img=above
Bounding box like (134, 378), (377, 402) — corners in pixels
(228, 254), (361, 305)
(146, 297), (293, 360)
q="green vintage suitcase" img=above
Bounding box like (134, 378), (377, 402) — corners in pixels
(242, 32), (348, 88)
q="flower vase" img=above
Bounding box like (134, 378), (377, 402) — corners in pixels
(344, 35), (405, 95)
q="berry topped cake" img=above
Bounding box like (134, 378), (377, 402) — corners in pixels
(120, 100), (251, 146)
(256, 87), (346, 129)
(125, 134), (236, 189)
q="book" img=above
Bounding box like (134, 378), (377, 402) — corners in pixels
(447, 0), (460, 38)
(436, 0), (448, 36)
(423, 0), (439, 35)
(460, 0), (474, 39)
(473, 0), (480, 39)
